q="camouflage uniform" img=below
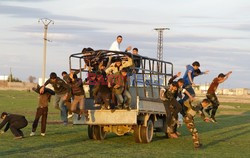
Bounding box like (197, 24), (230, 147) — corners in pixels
(183, 100), (207, 147)
(161, 87), (179, 134)
(206, 93), (219, 118)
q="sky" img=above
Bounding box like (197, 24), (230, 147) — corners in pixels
(0, 0), (250, 88)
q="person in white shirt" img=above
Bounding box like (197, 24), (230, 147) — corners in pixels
(109, 35), (132, 52)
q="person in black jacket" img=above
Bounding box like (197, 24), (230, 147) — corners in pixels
(0, 112), (28, 139)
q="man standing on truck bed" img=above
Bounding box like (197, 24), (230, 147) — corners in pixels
(109, 35), (132, 52)
(40, 72), (71, 125)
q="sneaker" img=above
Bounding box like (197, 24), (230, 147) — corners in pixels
(169, 133), (178, 139)
(14, 136), (23, 140)
(67, 114), (73, 119)
(30, 132), (35, 137)
(63, 122), (68, 126)
(41, 133), (45, 136)
(77, 114), (82, 120)
(210, 117), (217, 123)
(94, 104), (101, 107)
(194, 143), (203, 149)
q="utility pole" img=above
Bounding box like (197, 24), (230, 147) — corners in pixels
(154, 28), (170, 61)
(38, 18), (54, 84)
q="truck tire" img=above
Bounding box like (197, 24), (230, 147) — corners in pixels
(133, 125), (142, 143)
(140, 119), (154, 143)
(93, 125), (107, 140)
(88, 125), (94, 139)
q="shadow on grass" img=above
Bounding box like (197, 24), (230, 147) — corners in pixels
(203, 126), (250, 149)
(0, 137), (89, 157)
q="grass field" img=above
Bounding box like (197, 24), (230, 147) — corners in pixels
(0, 90), (250, 158)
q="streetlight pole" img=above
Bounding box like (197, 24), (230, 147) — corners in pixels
(38, 18), (54, 84)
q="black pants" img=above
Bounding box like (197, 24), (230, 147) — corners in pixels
(32, 107), (48, 133)
(10, 118), (28, 137)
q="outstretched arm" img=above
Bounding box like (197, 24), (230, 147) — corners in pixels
(219, 71), (232, 83)
(168, 72), (181, 85)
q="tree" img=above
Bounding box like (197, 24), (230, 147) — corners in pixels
(28, 76), (36, 83)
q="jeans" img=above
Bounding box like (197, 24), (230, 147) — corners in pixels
(55, 94), (68, 123)
(115, 90), (132, 107)
(183, 85), (195, 102)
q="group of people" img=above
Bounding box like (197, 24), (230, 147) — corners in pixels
(0, 35), (139, 139)
(0, 35), (232, 149)
(160, 61), (232, 148)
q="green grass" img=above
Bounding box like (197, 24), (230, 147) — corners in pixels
(1, 90), (250, 158)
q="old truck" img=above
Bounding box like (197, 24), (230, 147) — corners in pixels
(69, 49), (173, 143)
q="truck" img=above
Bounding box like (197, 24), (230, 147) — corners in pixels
(69, 49), (173, 143)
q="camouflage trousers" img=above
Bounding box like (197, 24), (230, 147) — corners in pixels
(206, 93), (220, 118)
(184, 114), (200, 146)
(164, 99), (182, 134)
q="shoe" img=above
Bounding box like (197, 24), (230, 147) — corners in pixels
(94, 104), (100, 107)
(176, 132), (181, 136)
(14, 136), (23, 140)
(169, 133), (178, 139)
(63, 122), (68, 126)
(84, 112), (89, 121)
(77, 114), (82, 120)
(116, 105), (122, 110)
(30, 132), (35, 137)
(67, 114), (73, 119)
(210, 117), (217, 123)
(126, 106), (131, 111)
(194, 143), (203, 149)
(41, 133), (45, 136)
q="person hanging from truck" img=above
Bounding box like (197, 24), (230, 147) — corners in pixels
(160, 81), (179, 138)
(93, 71), (112, 110)
(40, 72), (71, 126)
(30, 85), (55, 137)
(167, 72), (195, 137)
(206, 71), (232, 122)
(68, 73), (89, 121)
(108, 68), (131, 110)
(183, 99), (211, 149)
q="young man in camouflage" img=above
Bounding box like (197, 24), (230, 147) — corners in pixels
(206, 71), (232, 122)
(40, 72), (71, 125)
(167, 72), (195, 137)
(30, 85), (55, 137)
(160, 81), (179, 138)
(183, 99), (211, 148)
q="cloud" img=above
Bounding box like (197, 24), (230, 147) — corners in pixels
(0, 4), (151, 25)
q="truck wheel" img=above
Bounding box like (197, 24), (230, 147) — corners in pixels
(140, 119), (154, 143)
(88, 125), (94, 139)
(93, 125), (107, 140)
(133, 125), (142, 143)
